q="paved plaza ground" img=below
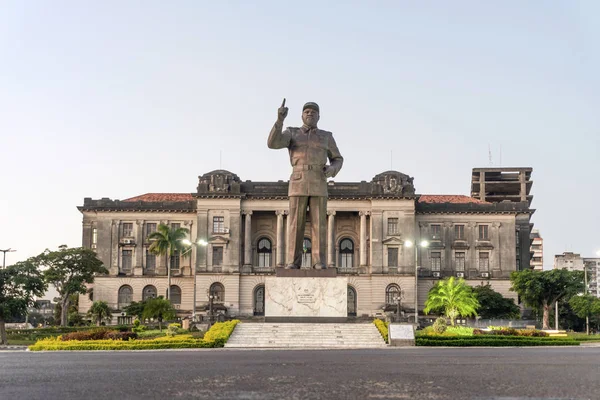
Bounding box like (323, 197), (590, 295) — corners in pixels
(1, 347), (599, 399)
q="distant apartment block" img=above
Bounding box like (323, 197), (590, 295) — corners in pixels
(554, 252), (600, 298)
(530, 229), (543, 270)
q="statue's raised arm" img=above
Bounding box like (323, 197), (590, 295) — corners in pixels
(267, 98), (291, 149)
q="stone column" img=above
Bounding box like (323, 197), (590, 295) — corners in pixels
(184, 220), (194, 275)
(359, 211), (369, 267)
(480, 171), (486, 201)
(196, 210), (208, 272)
(285, 210), (291, 265)
(444, 222), (452, 274)
(243, 210), (252, 270)
(468, 222), (477, 273)
(276, 210), (286, 267)
(111, 220), (120, 275)
(134, 220), (144, 276)
(493, 222), (502, 272)
(519, 171), (527, 202)
(327, 211), (336, 267)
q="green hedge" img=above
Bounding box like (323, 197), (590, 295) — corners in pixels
(28, 320), (239, 351)
(373, 319), (389, 342)
(417, 337), (580, 347)
(203, 320), (239, 342)
(29, 337), (220, 351)
(417, 335), (573, 341)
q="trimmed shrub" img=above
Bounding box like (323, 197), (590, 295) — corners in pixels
(61, 329), (114, 341)
(432, 318), (447, 334)
(29, 336), (220, 351)
(29, 321), (240, 351)
(166, 323), (181, 337)
(203, 320), (239, 342)
(373, 319), (388, 342)
(105, 332), (138, 341)
(473, 328), (548, 337)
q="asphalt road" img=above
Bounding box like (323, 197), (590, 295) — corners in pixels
(1, 347), (599, 400)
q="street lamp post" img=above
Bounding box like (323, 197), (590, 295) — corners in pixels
(208, 294), (214, 328)
(182, 239), (208, 322)
(393, 293), (403, 322)
(1, 248), (16, 269)
(404, 240), (429, 326)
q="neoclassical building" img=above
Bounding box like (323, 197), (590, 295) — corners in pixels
(78, 167), (534, 320)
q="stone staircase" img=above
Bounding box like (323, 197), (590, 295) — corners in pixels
(225, 323), (388, 348)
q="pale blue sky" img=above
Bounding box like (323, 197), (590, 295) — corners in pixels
(1, 1), (598, 283)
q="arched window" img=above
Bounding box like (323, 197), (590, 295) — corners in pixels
(253, 285), (265, 316)
(170, 285), (181, 305)
(302, 238), (312, 268)
(142, 285), (157, 301)
(118, 285), (133, 309)
(257, 238), (272, 267)
(347, 286), (357, 317)
(339, 238), (354, 269)
(385, 284), (401, 305)
(210, 282), (225, 303)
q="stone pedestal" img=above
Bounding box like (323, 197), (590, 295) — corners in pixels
(265, 276), (347, 321)
(388, 323), (416, 346)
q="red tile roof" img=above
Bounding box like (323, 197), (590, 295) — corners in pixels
(418, 195), (490, 204)
(122, 193), (194, 202)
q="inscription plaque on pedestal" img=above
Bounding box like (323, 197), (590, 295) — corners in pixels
(265, 276), (347, 320)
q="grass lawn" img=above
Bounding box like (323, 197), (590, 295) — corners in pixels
(6, 340), (36, 346)
(566, 332), (600, 342)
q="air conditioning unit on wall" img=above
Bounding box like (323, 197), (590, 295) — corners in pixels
(432, 272), (441, 278)
(456, 272), (465, 278)
(481, 272), (489, 278)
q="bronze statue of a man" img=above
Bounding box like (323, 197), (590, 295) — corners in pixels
(268, 99), (343, 269)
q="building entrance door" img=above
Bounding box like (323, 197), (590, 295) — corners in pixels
(254, 285), (265, 316)
(347, 286), (357, 317)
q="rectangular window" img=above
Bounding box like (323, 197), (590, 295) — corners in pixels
(146, 250), (156, 272)
(387, 218), (399, 235)
(479, 252), (490, 271)
(431, 252), (441, 271)
(455, 252), (465, 271)
(171, 223), (181, 230)
(121, 250), (132, 273)
(213, 247), (223, 266)
(122, 223), (133, 237)
(146, 223), (157, 236)
(213, 216), (225, 233)
(388, 248), (399, 267)
(431, 225), (441, 240)
(479, 225), (489, 240)
(454, 225), (464, 240)
(92, 228), (98, 245)
(170, 251), (180, 270)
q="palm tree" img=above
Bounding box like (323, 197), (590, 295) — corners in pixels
(148, 223), (190, 300)
(424, 277), (479, 326)
(87, 301), (113, 326)
(142, 297), (176, 332)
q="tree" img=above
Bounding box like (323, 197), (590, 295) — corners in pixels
(0, 260), (47, 345)
(148, 224), (189, 300)
(423, 277), (479, 325)
(473, 284), (520, 319)
(510, 269), (584, 330)
(123, 300), (147, 320)
(88, 301), (113, 326)
(142, 297), (176, 331)
(34, 246), (108, 326)
(569, 294), (600, 334)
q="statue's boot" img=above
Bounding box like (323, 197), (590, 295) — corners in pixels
(285, 264), (300, 270)
(314, 263), (326, 270)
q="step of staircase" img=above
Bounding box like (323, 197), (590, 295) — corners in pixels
(225, 323), (388, 348)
